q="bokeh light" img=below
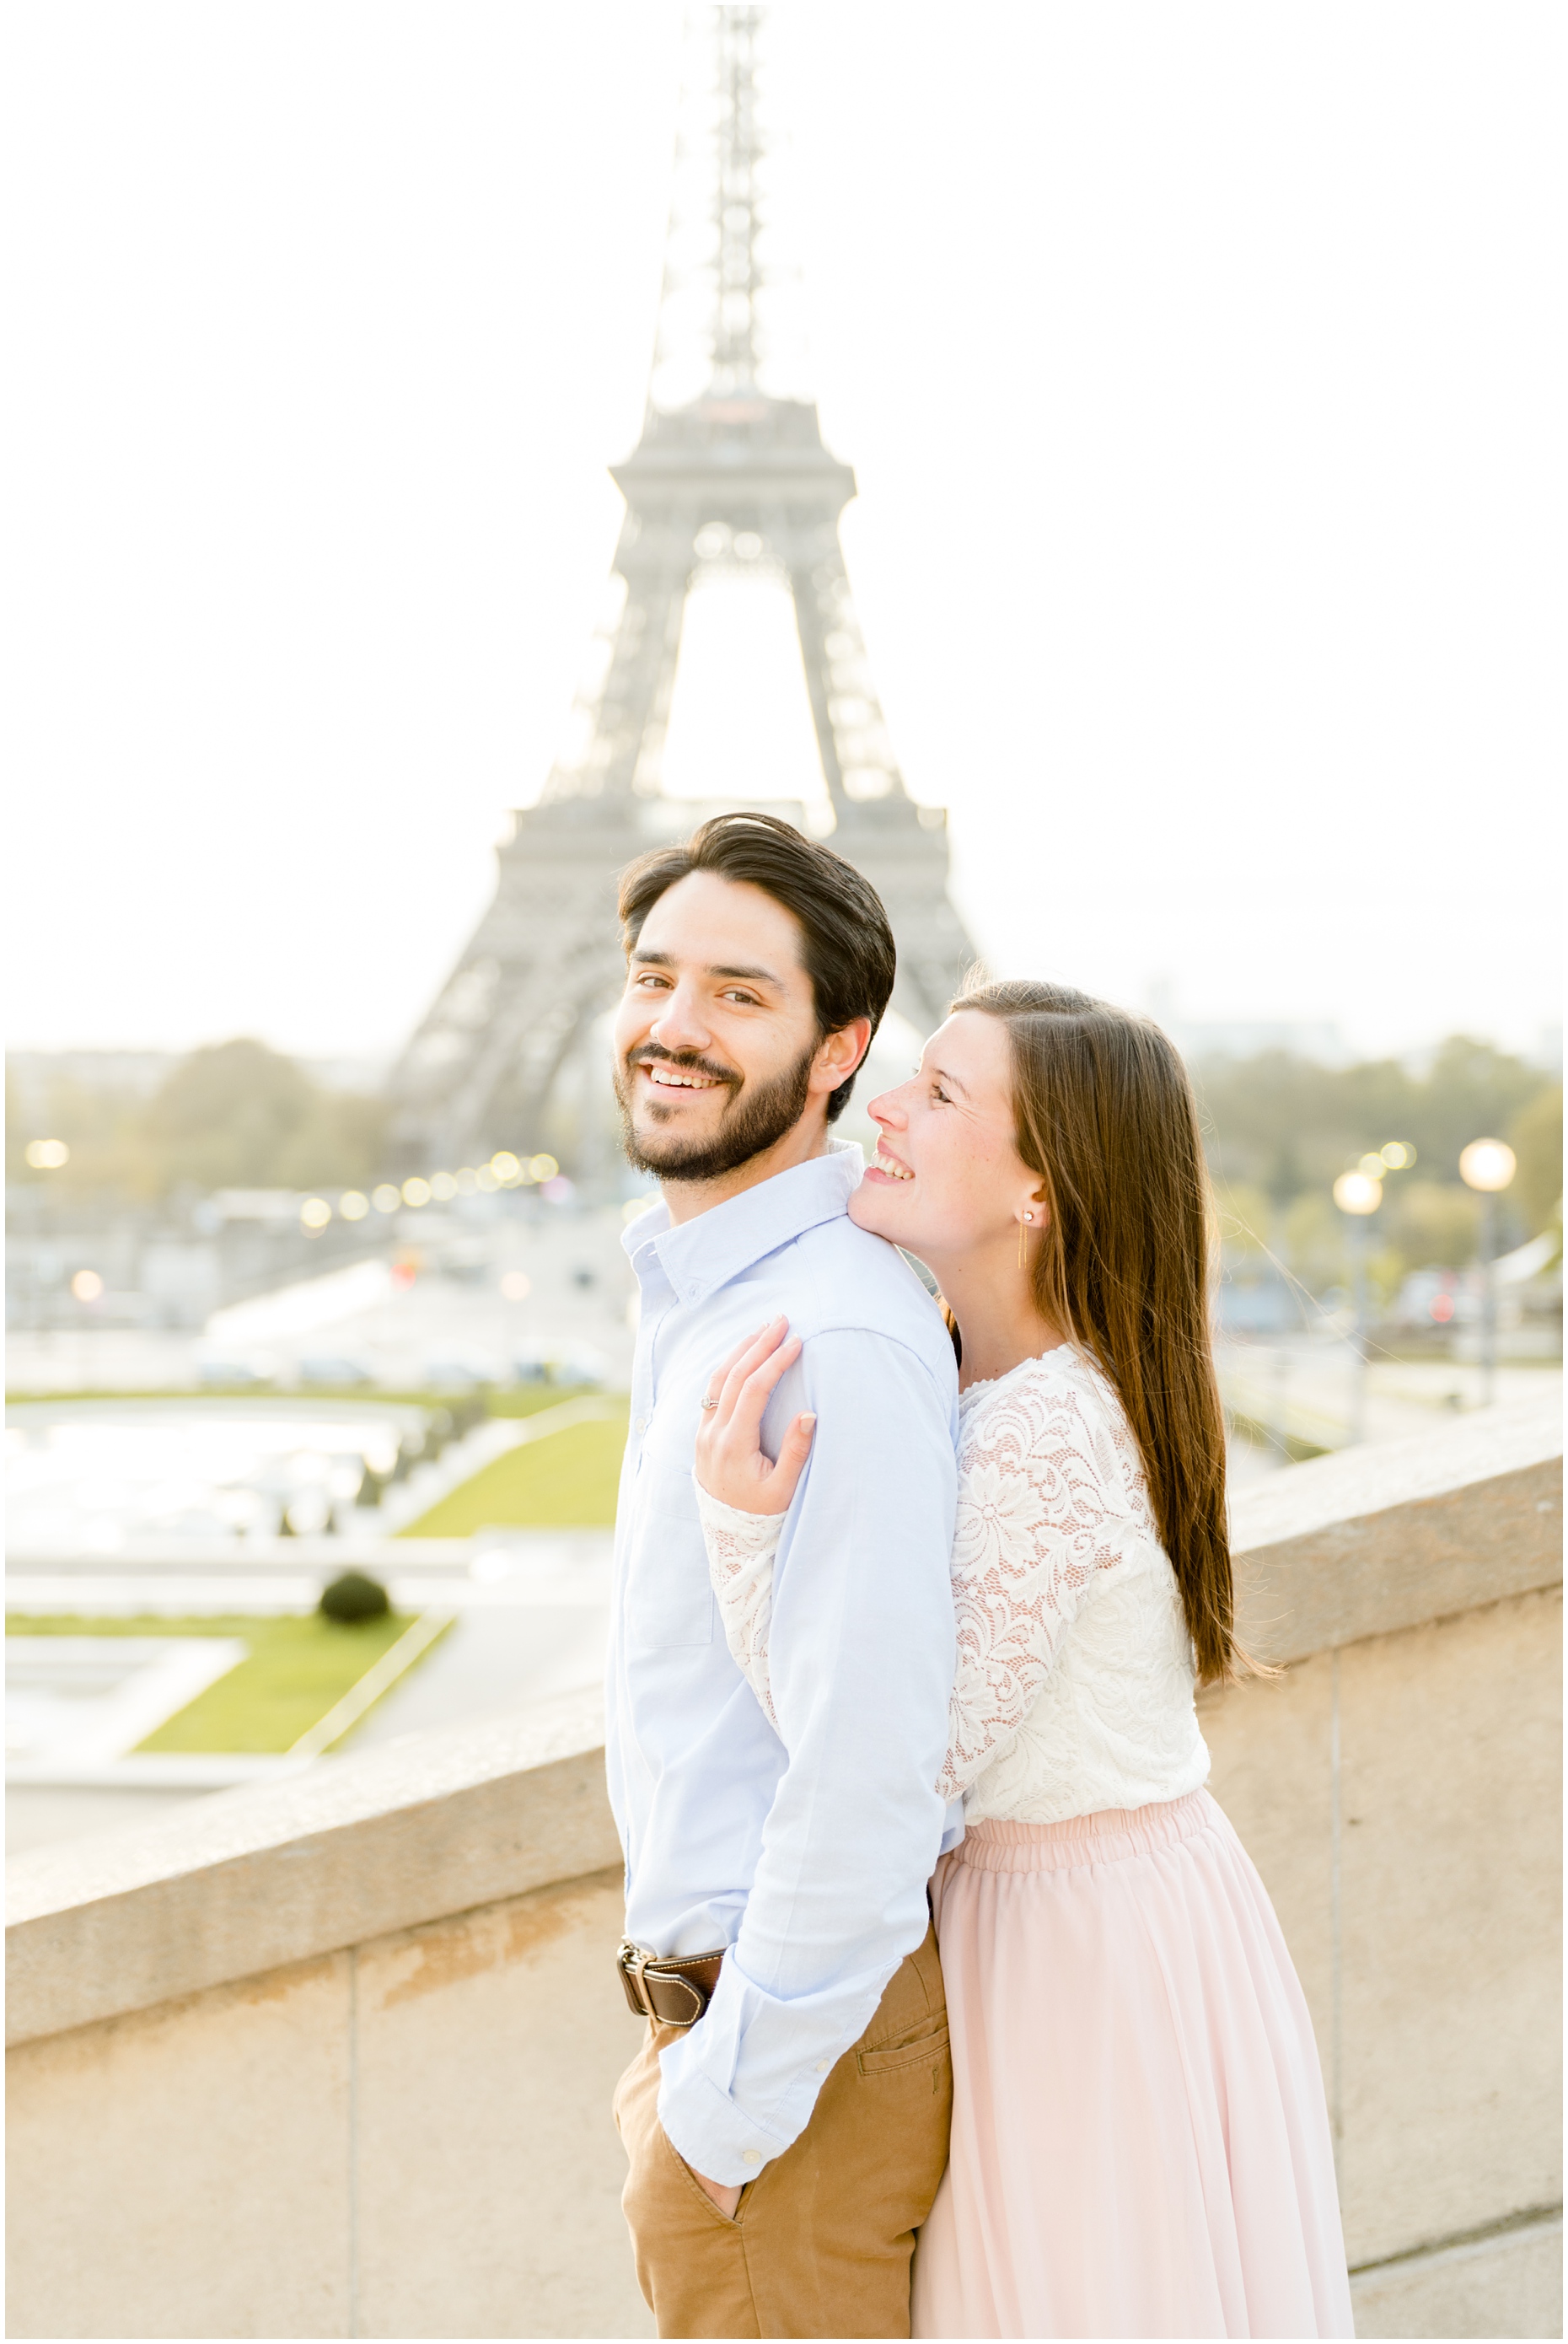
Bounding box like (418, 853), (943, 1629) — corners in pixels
(500, 1271), (531, 1301)
(299, 1196), (332, 1231)
(401, 1177), (432, 1207)
(71, 1268), (105, 1302)
(25, 1139), (70, 1169)
(1379, 1142), (1416, 1170)
(529, 1153), (559, 1183)
(371, 1184), (402, 1214)
(1458, 1139), (1517, 1193)
(429, 1171), (458, 1202)
(339, 1191), (369, 1221)
(490, 1152), (521, 1185)
(1333, 1171), (1383, 1216)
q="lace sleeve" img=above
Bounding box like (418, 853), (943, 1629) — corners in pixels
(694, 1481), (783, 1731)
(937, 1368), (1144, 1802)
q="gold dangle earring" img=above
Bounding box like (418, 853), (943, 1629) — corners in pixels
(1018, 1211), (1033, 1271)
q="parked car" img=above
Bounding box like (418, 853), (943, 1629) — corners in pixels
(422, 1355), (503, 1392)
(195, 1356), (275, 1388)
(511, 1339), (609, 1390)
(295, 1354), (375, 1389)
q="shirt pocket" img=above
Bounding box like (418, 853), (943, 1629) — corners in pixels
(627, 1460), (714, 1649)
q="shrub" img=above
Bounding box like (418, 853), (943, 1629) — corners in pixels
(319, 1571), (390, 1624)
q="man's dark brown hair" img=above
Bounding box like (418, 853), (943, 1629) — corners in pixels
(617, 812), (897, 1122)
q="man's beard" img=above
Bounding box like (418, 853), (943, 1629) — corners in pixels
(616, 1041), (817, 1184)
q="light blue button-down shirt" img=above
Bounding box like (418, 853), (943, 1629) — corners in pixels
(607, 1142), (961, 2186)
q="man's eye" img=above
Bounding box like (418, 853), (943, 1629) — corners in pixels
(720, 989), (759, 1006)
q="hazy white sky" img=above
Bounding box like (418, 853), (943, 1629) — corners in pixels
(6, 3), (1561, 1064)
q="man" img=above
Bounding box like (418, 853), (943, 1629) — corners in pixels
(607, 813), (961, 2339)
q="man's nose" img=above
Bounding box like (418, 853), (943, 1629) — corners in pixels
(649, 983), (713, 1055)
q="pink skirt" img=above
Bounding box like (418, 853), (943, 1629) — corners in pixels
(912, 1791), (1353, 2340)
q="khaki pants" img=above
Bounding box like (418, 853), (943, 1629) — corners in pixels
(614, 1922), (952, 2340)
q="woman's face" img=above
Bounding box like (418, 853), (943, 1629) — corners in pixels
(848, 1011), (1042, 1262)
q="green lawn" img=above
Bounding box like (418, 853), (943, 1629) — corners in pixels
(6, 1612), (422, 1753)
(3, 1388), (624, 1748)
(400, 1403), (629, 1535)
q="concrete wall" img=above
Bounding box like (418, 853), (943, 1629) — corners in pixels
(1205, 1589), (1561, 2339)
(8, 1868), (652, 2341)
(8, 1697), (653, 2341)
(8, 1401), (1561, 2340)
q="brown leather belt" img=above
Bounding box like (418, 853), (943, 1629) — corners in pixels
(616, 1938), (725, 2028)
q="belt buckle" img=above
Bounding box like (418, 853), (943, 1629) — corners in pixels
(618, 1936), (655, 2020)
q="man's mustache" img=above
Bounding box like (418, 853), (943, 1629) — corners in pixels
(625, 1042), (742, 1091)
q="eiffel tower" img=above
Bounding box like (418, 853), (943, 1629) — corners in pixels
(387, 4), (975, 1182)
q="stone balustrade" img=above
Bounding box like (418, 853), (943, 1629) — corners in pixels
(7, 1400), (1561, 2339)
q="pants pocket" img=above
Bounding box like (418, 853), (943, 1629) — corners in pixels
(659, 2122), (745, 2228)
(856, 2014), (951, 2077)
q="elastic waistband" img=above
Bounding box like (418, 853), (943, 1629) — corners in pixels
(951, 1790), (1218, 1874)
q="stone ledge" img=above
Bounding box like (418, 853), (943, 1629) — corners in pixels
(5, 1687), (617, 2048)
(1232, 1399), (1562, 1666)
(8, 1405), (1561, 2051)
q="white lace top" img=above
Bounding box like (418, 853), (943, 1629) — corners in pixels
(695, 1344), (1210, 1824)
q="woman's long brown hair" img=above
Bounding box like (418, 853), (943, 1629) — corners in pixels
(951, 978), (1238, 1685)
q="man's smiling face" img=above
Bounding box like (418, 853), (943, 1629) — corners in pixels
(613, 870), (830, 1184)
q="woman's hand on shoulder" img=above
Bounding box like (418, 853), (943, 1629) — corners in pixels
(695, 1316), (815, 1518)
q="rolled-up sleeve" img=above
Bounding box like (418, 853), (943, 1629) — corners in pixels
(657, 1328), (957, 2183)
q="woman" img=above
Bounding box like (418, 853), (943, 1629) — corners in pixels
(691, 979), (1353, 2340)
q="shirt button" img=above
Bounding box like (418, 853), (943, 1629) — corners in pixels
(742, 2149), (760, 2164)
(635, 1417), (647, 1433)
(816, 2060), (830, 2073)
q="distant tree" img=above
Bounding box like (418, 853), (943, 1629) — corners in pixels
(1191, 1037), (1559, 1301)
(9, 1040), (389, 1202)
(1507, 1084), (1563, 1234)
(148, 1042), (390, 1196)
(274, 1089), (389, 1191)
(1281, 1190), (1349, 1299)
(4, 1071), (30, 1182)
(1210, 1180), (1274, 1257)
(8, 1071), (155, 1196)
(1381, 1180), (1480, 1272)
(1194, 1039), (1553, 1202)
(1192, 1051), (1420, 1197)
(1399, 1038), (1548, 1181)
(140, 1040), (320, 1194)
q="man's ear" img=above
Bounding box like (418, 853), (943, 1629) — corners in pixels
(810, 1017), (873, 1094)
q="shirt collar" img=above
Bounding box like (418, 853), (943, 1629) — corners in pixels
(620, 1141), (865, 1308)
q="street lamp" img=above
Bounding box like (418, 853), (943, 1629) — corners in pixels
(1333, 1169), (1383, 1444)
(1459, 1139), (1517, 1407)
